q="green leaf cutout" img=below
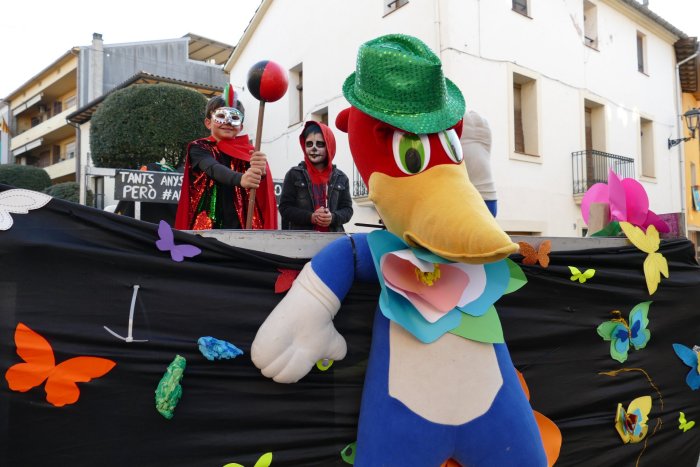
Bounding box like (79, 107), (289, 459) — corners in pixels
(449, 306), (504, 343)
(591, 221), (622, 237)
(504, 258), (528, 294)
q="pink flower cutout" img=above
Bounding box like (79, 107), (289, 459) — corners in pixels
(581, 169), (669, 233)
(380, 249), (487, 323)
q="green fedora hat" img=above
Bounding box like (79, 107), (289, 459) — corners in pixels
(343, 34), (465, 134)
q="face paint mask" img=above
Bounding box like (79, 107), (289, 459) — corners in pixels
(211, 107), (244, 128)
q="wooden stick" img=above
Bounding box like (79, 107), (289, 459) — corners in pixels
(245, 101), (266, 229)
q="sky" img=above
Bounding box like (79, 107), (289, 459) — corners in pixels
(0, 0), (698, 99)
(0, 0), (263, 98)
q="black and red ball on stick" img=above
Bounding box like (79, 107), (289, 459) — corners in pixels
(247, 60), (288, 103)
(245, 60), (289, 228)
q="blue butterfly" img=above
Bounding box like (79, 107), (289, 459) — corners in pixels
(672, 343), (700, 390)
(597, 302), (651, 363)
(156, 220), (201, 262)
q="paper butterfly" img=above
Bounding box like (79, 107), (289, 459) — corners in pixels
(615, 395), (652, 444)
(275, 268), (300, 293)
(156, 220), (201, 262)
(518, 240), (551, 268)
(0, 189), (52, 231)
(596, 301), (651, 363)
(341, 442), (357, 465)
(672, 343), (700, 390)
(316, 359), (334, 371)
(224, 452), (273, 467)
(4, 322), (116, 407)
(568, 266), (595, 283)
(619, 221), (669, 295)
(679, 412), (696, 432)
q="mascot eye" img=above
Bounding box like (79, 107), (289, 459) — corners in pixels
(391, 131), (431, 174)
(439, 129), (463, 163)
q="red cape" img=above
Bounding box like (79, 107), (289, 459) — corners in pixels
(175, 136), (277, 230)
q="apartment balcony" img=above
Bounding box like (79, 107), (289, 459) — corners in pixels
(571, 150), (635, 200)
(10, 106), (77, 152)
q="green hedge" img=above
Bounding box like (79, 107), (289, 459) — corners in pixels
(90, 83), (209, 169)
(43, 181), (93, 205)
(0, 165), (52, 191)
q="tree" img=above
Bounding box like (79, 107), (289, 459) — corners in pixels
(90, 84), (209, 169)
(0, 165), (51, 191)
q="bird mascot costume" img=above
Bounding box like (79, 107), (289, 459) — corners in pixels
(252, 34), (553, 466)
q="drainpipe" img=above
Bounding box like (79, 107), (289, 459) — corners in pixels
(674, 47), (699, 236)
(67, 119), (84, 202)
(434, 0), (442, 60)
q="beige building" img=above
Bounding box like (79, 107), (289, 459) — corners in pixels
(677, 37), (700, 255)
(3, 33), (233, 194)
(6, 51), (79, 183)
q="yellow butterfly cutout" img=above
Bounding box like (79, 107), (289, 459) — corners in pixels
(615, 395), (652, 444)
(679, 412), (695, 432)
(568, 266), (595, 283)
(224, 452), (273, 467)
(619, 222), (669, 295)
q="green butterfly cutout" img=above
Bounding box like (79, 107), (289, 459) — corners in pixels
(341, 441), (357, 464)
(679, 412), (695, 432)
(596, 302), (651, 363)
(569, 266), (595, 283)
(224, 452), (272, 467)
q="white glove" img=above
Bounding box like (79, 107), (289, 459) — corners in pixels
(251, 262), (347, 383)
(461, 110), (497, 201)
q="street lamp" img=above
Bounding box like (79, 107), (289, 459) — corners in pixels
(668, 108), (700, 149)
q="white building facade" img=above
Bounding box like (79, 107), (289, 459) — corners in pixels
(226, 0), (687, 236)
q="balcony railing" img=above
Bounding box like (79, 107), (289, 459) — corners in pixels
(351, 164), (369, 198)
(571, 150), (635, 195)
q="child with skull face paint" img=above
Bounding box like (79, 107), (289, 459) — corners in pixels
(175, 87), (278, 230)
(278, 121), (353, 231)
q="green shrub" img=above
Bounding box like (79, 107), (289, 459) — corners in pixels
(0, 165), (52, 191)
(43, 181), (93, 205)
(90, 83), (208, 169)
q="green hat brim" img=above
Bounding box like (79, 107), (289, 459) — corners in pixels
(342, 72), (465, 134)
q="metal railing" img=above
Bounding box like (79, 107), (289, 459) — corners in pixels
(351, 164), (369, 198)
(571, 150), (635, 194)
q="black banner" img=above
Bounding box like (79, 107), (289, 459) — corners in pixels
(1, 184), (699, 466)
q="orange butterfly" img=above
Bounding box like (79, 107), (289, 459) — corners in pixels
(5, 322), (116, 407)
(518, 240), (551, 268)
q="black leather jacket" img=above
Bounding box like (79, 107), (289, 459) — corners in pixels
(279, 162), (354, 231)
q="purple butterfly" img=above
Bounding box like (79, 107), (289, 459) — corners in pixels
(156, 220), (201, 262)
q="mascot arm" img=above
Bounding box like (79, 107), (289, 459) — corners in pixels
(252, 235), (375, 383)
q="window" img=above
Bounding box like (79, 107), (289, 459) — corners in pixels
(637, 31), (647, 74)
(384, 0), (408, 16)
(311, 107), (328, 126)
(64, 95), (76, 109)
(640, 117), (654, 177)
(512, 72), (539, 157)
(52, 101), (63, 116)
(691, 162), (697, 187)
(65, 141), (76, 160)
(583, 1), (598, 48)
(289, 64), (303, 126)
(584, 98), (606, 152)
(512, 0), (528, 16)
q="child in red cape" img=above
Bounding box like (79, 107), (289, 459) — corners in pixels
(175, 87), (277, 230)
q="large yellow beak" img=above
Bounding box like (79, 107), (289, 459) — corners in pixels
(368, 163), (518, 264)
